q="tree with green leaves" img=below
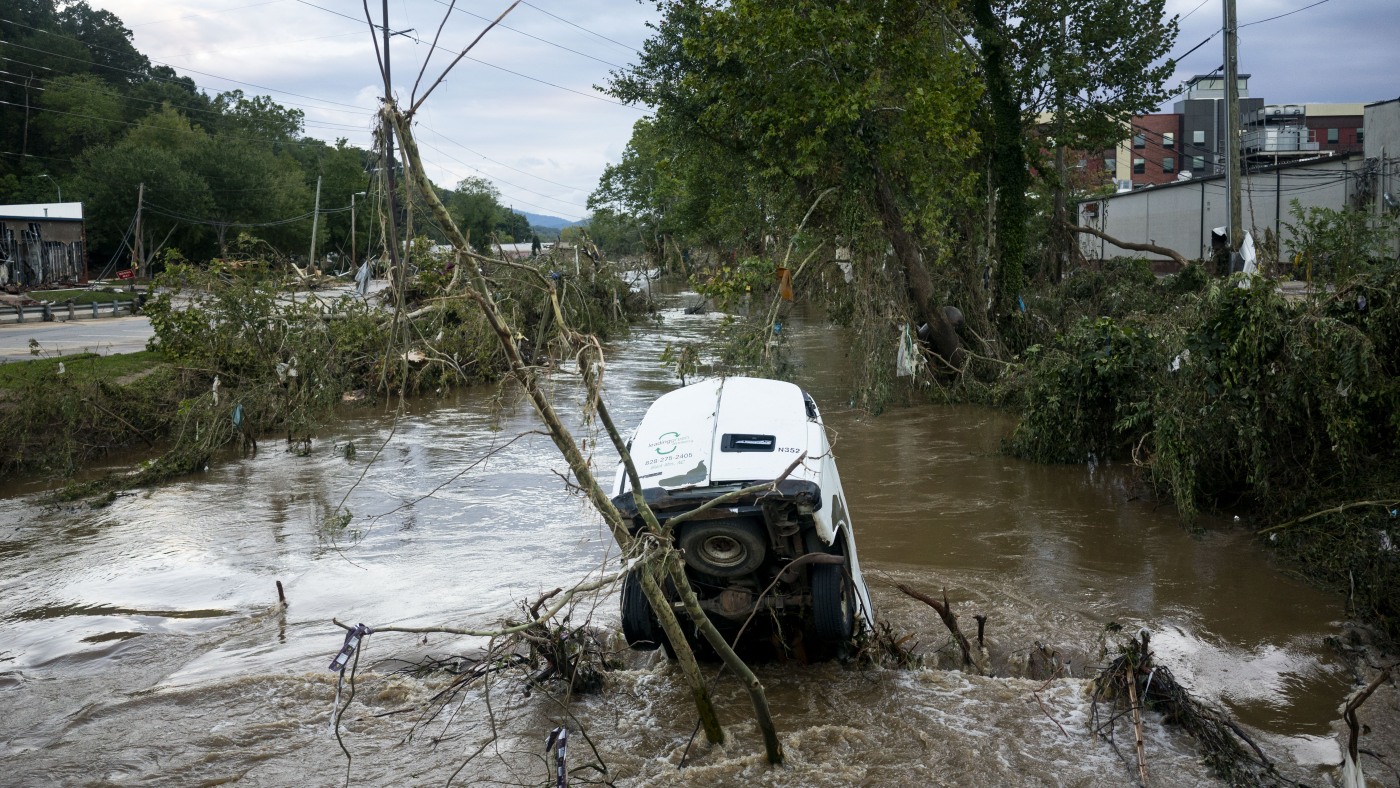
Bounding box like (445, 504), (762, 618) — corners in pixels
(969, 0), (1177, 294)
(609, 0), (984, 364)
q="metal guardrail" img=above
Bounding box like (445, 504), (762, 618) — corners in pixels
(0, 298), (142, 325)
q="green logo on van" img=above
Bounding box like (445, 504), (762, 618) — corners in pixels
(655, 431), (680, 455)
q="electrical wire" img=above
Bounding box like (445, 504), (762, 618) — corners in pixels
(0, 68), (368, 134)
(287, 2), (640, 111)
(1239, 0), (1333, 29)
(125, 0), (287, 29)
(0, 20), (371, 115)
(520, 2), (638, 55)
(428, 0), (627, 69)
(416, 138), (586, 215)
(417, 125), (588, 192)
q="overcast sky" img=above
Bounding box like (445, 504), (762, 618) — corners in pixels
(92, 0), (1399, 222)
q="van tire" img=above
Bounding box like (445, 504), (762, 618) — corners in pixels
(678, 519), (768, 578)
(811, 562), (854, 646)
(620, 569), (662, 651)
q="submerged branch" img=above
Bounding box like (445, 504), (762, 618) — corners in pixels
(1256, 500), (1400, 535)
(896, 583), (986, 675)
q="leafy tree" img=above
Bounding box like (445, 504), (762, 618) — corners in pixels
(34, 73), (124, 158)
(496, 209), (530, 244)
(212, 90), (305, 146)
(76, 107), (216, 264)
(971, 0), (1177, 294)
(57, 1), (149, 85)
(609, 0), (983, 363)
(446, 177), (501, 249)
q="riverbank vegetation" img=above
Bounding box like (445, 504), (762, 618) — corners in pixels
(1, 248), (645, 491)
(586, 1), (1400, 648)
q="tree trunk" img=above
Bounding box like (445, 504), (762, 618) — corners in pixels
(871, 162), (964, 369)
(971, 0), (1030, 318)
(390, 106), (789, 759)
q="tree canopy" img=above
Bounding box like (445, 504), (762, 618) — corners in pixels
(597, 0), (1178, 378)
(0, 0), (537, 273)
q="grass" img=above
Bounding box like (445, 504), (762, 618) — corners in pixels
(30, 288), (141, 305)
(0, 350), (166, 390)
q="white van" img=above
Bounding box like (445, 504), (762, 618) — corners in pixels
(612, 377), (874, 658)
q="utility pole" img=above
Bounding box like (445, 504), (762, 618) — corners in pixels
(351, 191), (366, 266)
(1223, 0), (1243, 258)
(133, 182), (144, 277)
(380, 0), (405, 294)
(308, 175), (322, 272)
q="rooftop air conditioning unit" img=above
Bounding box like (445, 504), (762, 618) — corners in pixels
(1115, 179), (1133, 193)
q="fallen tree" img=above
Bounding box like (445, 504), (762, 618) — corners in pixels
(1069, 224), (1191, 269)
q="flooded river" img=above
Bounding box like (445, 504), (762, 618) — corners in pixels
(0, 286), (1360, 786)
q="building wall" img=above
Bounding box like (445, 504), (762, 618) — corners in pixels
(1127, 114), (1184, 187)
(0, 217), (87, 286)
(1363, 99), (1400, 159)
(1075, 155), (1358, 264)
(1305, 115), (1364, 155)
(1175, 97), (1265, 177)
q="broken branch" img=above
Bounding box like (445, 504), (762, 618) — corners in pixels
(1069, 224), (1190, 269)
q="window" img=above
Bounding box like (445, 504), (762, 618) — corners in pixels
(1162, 156), (1176, 174)
(1133, 157), (1146, 174)
(1133, 133), (1146, 149)
(1327, 128), (1339, 144)
(1357, 127), (1365, 143)
(1193, 130), (1206, 145)
(1163, 132), (1175, 148)
(1105, 157), (1116, 172)
(1192, 155), (1205, 170)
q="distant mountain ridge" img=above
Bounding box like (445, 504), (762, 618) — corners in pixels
(520, 211), (587, 230)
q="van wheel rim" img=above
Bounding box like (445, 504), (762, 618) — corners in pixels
(698, 535), (745, 568)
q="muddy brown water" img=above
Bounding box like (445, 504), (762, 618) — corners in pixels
(0, 285), (1362, 786)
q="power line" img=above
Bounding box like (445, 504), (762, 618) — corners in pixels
(417, 124), (588, 192)
(0, 67), (368, 134)
(1239, 0), (1333, 29)
(0, 97), (360, 153)
(521, 2), (638, 55)
(1177, 0), (1213, 24)
(149, 28), (364, 63)
(428, 0), (626, 70)
(125, 0), (287, 29)
(0, 20), (372, 114)
(416, 138), (586, 215)
(288, 2), (640, 111)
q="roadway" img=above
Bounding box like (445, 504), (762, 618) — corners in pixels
(0, 316), (154, 363)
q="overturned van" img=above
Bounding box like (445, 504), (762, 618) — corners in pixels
(612, 377), (874, 659)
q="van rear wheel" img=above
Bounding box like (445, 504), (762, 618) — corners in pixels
(811, 561), (855, 647)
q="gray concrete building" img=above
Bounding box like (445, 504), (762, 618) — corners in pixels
(1173, 74), (1264, 178)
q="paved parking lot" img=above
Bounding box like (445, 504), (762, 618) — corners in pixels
(0, 316), (154, 363)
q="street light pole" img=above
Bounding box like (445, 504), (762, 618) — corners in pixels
(38, 174), (60, 202)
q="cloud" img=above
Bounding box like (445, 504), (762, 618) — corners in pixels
(100, 0), (652, 221)
(1163, 0), (1400, 106)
